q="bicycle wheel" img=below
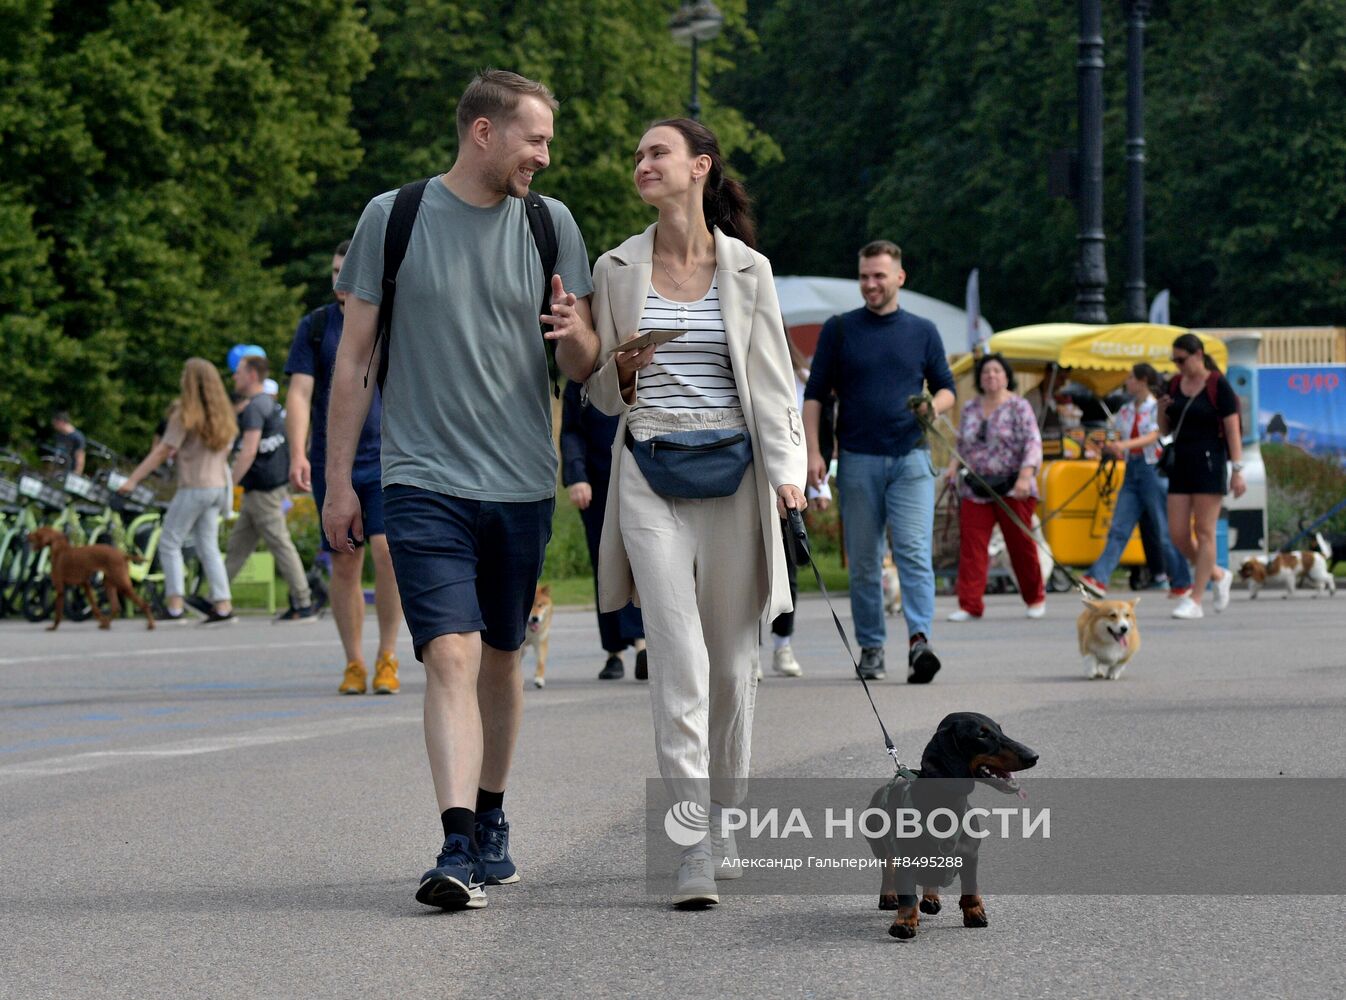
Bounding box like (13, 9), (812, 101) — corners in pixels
(22, 577), (54, 622)
(0, 538), (23, 617)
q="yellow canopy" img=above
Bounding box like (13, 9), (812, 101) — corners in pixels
(950, 323), (1228, 393)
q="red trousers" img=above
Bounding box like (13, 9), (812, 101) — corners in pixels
(956, 496), (1046, 616)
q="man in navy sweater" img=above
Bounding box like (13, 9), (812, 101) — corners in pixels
(803, 241), (955, 682)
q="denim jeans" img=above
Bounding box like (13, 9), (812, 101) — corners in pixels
(160, 487), (231, 602)
(1088, 458), (1192, 588)
(837, 449), (936, 647)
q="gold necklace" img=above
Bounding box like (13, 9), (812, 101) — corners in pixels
(653, 249), (710, 291)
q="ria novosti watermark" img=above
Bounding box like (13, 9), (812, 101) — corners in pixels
(645, 778), (1346, 895)
(667, 802), (1050, 842)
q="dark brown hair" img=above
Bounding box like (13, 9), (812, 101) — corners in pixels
(974, 352), (1017, 393)
(456, 69), (558, 144)
(240, 355), (269, 380)
(1172, 332), (1220, 373)
(859, 240), (902, 262)
(648, 118), (756, 248)
(1131, 362), (1161, 393)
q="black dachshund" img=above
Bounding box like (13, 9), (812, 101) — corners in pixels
(865, 712), (1038, 940)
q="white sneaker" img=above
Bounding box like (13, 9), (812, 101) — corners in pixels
(1171, 596), (1204, 619)
(1025, 603), (1046, 619)
(947, 609), (979, 623)
(1213, 569), (1233, 612)
(710, 814), (743, 880)
(673, 845), (719, 908)
(772, 646), (803, 677)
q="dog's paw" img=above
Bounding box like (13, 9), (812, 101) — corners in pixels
(959, 894), (987, 928)
(532, 677), (545, 689)
(919, 894), (942, 915)
(877, 892), (899, 911)
(888, 906), (919, 939)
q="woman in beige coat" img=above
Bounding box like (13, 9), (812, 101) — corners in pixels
(585, 118), (807, 909)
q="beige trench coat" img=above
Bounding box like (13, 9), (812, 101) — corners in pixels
(585, 224), (807, 622)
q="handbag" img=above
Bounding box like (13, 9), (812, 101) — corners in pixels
(625, 428), (753, 499)
(964, 469), (1017, 499)
(1157, 391), (1197, 478)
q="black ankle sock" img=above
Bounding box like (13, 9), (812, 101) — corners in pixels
(476, 788), (504, 816)
(440, 807), (476, 846)
(909, 633), (926, 647)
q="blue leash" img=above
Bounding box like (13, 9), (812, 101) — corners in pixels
(1281, 495), (1346, 553)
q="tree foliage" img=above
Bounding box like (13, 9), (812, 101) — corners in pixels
(729, 0), (1346, 332)
(2, 0), (374, 452)
(277, 0), (779, 305)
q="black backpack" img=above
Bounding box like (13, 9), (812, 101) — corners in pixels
(362, 178), (561, 396)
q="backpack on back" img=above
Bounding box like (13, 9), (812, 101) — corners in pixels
(363, 178), (560, 396)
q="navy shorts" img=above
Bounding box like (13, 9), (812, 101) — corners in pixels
(383, 484), (554, 660)
(312, 463), (385, 552)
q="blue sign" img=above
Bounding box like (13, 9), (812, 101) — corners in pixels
(1258, 366), (1346, 466)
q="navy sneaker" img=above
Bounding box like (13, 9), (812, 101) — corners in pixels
(415, 833), (487, 910)
(475, 808), (520, 885)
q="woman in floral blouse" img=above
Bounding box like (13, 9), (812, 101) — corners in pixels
(945, 353), (1045, 621)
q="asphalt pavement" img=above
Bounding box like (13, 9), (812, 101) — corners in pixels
(2, 586), (1343, 1000)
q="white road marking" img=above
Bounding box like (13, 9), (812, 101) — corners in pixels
(0, 640), (339, 666)
(0, 692), (598, 783)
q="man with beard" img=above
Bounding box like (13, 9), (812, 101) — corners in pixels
(803, 241), (955, 684)
(324, 70), (597, 911)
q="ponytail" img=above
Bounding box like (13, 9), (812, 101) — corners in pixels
(648, 117), (757, 249)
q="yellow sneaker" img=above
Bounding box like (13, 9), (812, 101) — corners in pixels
(373, 652), (400, 695)
(339, 660), (367, 695)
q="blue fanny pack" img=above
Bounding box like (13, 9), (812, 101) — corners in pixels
(625, 428), (753, 499)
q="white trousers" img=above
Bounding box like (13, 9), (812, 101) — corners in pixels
(618, 454), (767, 808)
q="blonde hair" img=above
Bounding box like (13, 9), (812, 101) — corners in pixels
(176, 357), (237, 451)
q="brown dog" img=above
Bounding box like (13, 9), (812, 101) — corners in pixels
(524, 585), (555, 688)
(27, 527), (155, 631)
(1078, 597), (1140, 680)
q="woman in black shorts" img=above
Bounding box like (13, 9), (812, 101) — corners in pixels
(1159, 333), (1245, 620)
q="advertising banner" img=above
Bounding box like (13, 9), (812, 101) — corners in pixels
(1259, 365), (1346, 465)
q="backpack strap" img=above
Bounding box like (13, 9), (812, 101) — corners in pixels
(364, 177), (433, 390)
(305, 305), (328, 356)
(524, 191), (561, 398)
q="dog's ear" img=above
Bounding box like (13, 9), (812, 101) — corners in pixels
(1127, 597), (1140, 609)
(1081, 597), (1101, 610)
(538, 584), (551, 596)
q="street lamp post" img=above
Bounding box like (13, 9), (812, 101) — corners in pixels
(669, 1), (724, 121)
(1074, 0), (1108, 323)
(1123, 0), (1152, 323)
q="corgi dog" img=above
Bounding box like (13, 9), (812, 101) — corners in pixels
(1078, 598), (1141, 680)
(1238, 545), (1336, 599)
(525, 585), (555, 689)
(882, 553), (902, 616)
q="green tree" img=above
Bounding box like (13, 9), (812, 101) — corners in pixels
(0, 0), (374, 454)
(277, 0), (781, 306)
(728, 0), (1346, 331)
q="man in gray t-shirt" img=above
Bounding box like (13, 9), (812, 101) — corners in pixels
(324, 70), (599, 913)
